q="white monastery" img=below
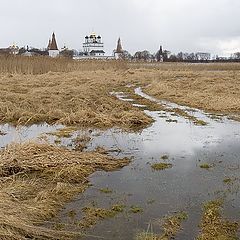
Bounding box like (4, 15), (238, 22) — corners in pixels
(83, 33), (105, 57)
(74, 32), (117, 60)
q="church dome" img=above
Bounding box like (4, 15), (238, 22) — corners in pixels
(97, 36), (101, 39)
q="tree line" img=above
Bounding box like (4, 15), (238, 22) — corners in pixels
(120, 49), (240, 63)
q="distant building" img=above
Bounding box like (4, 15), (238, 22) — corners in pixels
(19, 45), (49, 57)
(195, 52), (211, 61)
(114, 38), (124, 59)
(74, 32), (114, 60)
(48, 32), (59, 58)
(156, 45), (164, 62)
(47, 39), (51, 51)
(21, 50), (36, 57)
(0, 48), (11, 55)
(0, 44), (19, 56)
(9, 44), (19, 55)
(83, 32), (105, 57)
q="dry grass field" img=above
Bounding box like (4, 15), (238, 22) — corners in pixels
(0, 57), (239, 124)
(140, 67), (240, 118)
(127, 63), (240, 118)
(0, 69), (151, 129)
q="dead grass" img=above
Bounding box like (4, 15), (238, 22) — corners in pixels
(0, 55), (127, 75)
(197, 200), (239, 240)
(0, 141), (130, 239)
(1, 61), (239, 129)
(171, 108), (208, 125)
(161, 212), (188, 238)
(1, 60), (240, 126)
(79, 204), (126, 229)
(72, 134), (91, 151)
(136, 211), (188, 240)
(130, 62), (240, 71)
(0, 70), (152, 129)
(136, 232), (163, 240)
(47, 126), (78, 138)
(139, 68), (240, 117)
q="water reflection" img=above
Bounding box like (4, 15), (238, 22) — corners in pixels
(1, 89), (240, 239)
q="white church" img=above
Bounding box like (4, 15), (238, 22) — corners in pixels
(74, 32), (115, 60)
(83, 33), (105, 57)
(47, 31), (124, 60)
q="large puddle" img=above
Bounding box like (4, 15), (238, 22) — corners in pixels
(1, 88), (240, 239)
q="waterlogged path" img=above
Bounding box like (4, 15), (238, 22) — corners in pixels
(0, 88), (239, 239)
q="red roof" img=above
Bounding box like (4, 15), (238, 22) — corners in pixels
(49, 32), (58, 50)
(116, 38), (123, 53)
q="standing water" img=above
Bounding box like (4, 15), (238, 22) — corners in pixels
(53, 88), (240, 239)
(1, 88), (239, 239)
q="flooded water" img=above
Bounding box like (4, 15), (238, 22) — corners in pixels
(1, 88), (239, 239)
(0, 124), (59, 149)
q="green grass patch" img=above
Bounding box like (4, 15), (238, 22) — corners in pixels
(199, 163), (212, 169)
(223, 177), (232, 184)
(151, 163), (173, 171)
(194, 119), (208, 126)
(99, 188), (113, 194)
(130, 206), (144, 214)
(79, 204), (126, 228)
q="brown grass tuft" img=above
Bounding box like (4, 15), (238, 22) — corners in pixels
(136, 212), (188, 240)
(197, 200), (239, 240)
(0, 141), (130, 239)
(79, 204), (126, 229)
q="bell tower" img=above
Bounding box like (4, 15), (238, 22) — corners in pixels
(114, 38), (124, 59)
(48, 32), (59, 58)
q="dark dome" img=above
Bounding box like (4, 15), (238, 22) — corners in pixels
(97, 36), (101, 39)
(85, 36), (89, 39)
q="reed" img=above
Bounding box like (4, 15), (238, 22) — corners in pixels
(0, 55), (127, 75)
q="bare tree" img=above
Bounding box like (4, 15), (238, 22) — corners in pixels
(134, 50), (153, 61)
(233, 52), (240, 59)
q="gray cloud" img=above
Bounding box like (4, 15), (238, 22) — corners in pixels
(1, 0), (239, 56)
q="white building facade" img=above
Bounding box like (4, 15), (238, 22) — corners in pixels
(73, 32), (116, 60)
(83, 33), (105, 57)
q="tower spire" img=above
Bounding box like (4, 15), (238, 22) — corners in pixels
(49, 32), (58, 50)
(47, 39), (51, 50)
(116, 37), (123, 53)
(159, 45), (163, 55)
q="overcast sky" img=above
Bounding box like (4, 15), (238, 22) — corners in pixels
(1, 0), (240, 56)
